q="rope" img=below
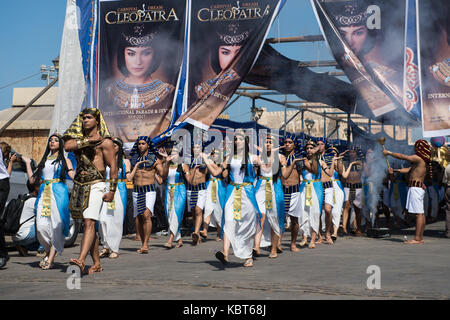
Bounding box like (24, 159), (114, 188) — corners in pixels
(0, 72), (41, 90)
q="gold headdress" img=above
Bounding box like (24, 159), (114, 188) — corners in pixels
(63, 108), (110, 141)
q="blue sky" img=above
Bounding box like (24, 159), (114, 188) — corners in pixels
(0, 0), (337, 123)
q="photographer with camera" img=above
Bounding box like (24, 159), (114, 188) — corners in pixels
(1, 142), (16, 268)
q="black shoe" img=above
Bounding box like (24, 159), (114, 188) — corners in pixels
(215, 251), (228, 265)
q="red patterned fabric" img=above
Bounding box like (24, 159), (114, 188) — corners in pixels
(414, 139), (431, 163)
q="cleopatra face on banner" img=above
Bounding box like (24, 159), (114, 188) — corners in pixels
(312, 0), (406, 118)
(418, 0), (450, 137)
(175, 0), (284, 130)
(97, 0), (186, 149)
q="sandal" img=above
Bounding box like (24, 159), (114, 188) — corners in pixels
(268, 253), (278, 259)
(39, 256), (49, 268)
(137, 248), (149, 254)
(69, 258), (85, 274)
(164, 242), (173, 249)
(299, 239), (308, 247)
(200, 231), (208, 240)
(252, 249), (260, 257)
(215, 251), (228, 265)
(109, 252), (119, 259)
(88, 265), (103, 275)
(191, 233), (201, 246)
(99, 249), (110, 258)
(41, 261), (54, 270)
(243, 258), (254, 267)
(175, 242), (183, 248)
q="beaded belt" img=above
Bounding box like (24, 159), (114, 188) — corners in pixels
(133, 184), (156, 193)
(187, 182), (206, 191)
(344, 182), (362, 189)
(408, 181), (426, 189)
(230, 182), (253, 221)
(106, 179), (126, 183)
(322, 181), (333, 189)
(283, 183), (301, 194)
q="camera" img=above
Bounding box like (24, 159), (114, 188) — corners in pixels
(10, 150), (22, 161)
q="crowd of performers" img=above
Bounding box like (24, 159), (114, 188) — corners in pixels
(20, 108), (447, 272)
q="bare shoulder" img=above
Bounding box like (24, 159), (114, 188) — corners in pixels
(100, 137), (114, 149)
(410, 154), (424, 163)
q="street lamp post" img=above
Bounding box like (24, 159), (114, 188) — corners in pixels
(40, 57), (59, 85)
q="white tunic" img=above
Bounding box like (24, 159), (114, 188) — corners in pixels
(223, 157), (259, 259)
(255, 162), (281, 247)
(300, 170), (321, 236)
(99, 166), (125, 253)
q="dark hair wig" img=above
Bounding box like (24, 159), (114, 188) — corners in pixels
(32, 134), (67, 182)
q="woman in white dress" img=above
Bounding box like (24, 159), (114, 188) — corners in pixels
(200, 148), (226, 242)
(299, 140), (322, 249)
(161, 144), (188, 249)
(215, 130), (261, 268)
(253, 134), (285, 259)
(23, 134), (74, 269)
(99, 137), (130, 259)
(326, 147), (345, 241)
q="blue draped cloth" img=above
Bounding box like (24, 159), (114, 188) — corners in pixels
(35, 163), (70, 237)
(164, 168), (186, 237)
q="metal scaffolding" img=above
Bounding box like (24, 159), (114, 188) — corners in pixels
(223, 35), (412, 145)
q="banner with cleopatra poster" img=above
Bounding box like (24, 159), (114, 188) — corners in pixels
(97, 0), (187, 150)
(174, 0), (285, 130)
(417, 0), (450, 137)
(311, 0), (409, 118)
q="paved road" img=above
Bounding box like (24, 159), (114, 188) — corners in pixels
(1, 220), (449, 300)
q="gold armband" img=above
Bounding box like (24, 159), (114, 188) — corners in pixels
(109, 179), (118, 193)
(76, 137), (90, 149)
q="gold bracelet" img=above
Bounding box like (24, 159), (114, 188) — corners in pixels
(76, 137), (90, 149)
